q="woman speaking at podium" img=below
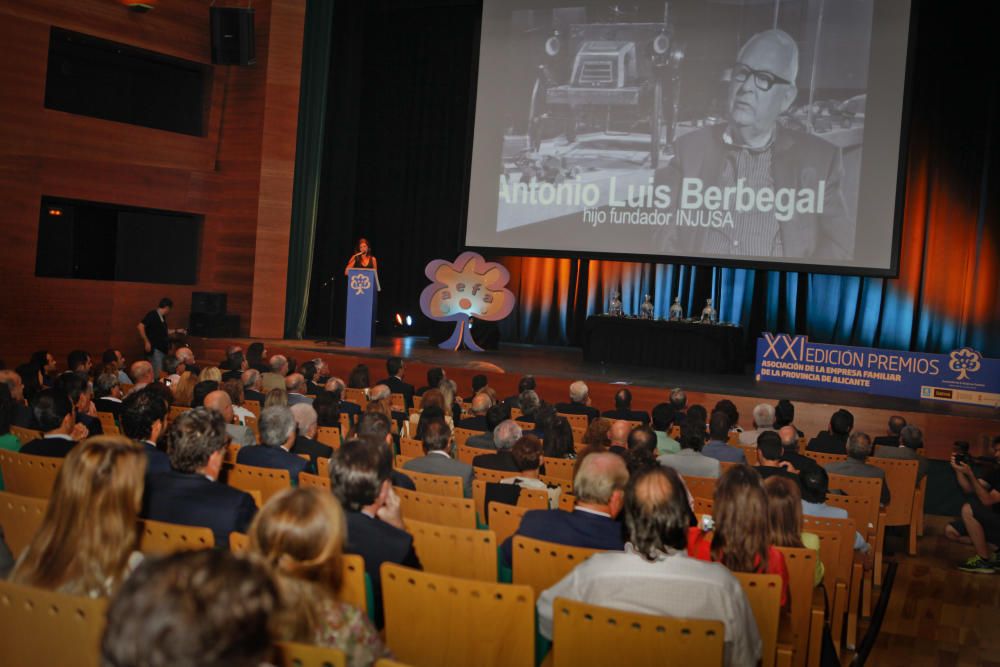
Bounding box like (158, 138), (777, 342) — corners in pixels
(344, 238), (377, 275)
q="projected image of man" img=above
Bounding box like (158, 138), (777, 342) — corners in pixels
(657, 29), (851, 260)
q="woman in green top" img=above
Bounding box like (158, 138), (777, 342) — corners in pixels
(764, 475), (825, 587)
(0, 386), (22, 490)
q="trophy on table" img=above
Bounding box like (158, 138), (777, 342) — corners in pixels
(700, 298), (717, 323)
(609, 291), (623, 317)
(640, 294), (655, 319)
(669, 297), (684, 321)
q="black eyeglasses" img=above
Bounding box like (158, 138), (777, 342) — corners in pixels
(731, 63), (792, 92)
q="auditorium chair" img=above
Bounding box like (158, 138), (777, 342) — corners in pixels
(453, 427), (479, 448)
(343, 388), (367, 409)
(223, 442), (241, 465)
(0, 491), (47, 558)
(228, 463), (291, 504)
(539, 474), (572, 495)
(403, 469), (464, 498)
(0, 450), (62, 498)
(774, 546), (824, 667)
(96, 411), (119, 435)
(274, 641), (346, 667)
(556, 413), (588, 431)
(381, 564), (535, 667)
(138, 518), (214, 554)
(243, 399), (261, 419)
(827, 474), (887, 591)
(694, 497), (714, 517)
(540, 456), (574, 481)
(557, 493), (575, 512)
(472, 480), (547, 522)
(399, 436), (423, 458)
(229, 531), (250, 552)
(299, 471), (331, 490)
(736, 444), (759, 465)
(9, 425), (42, 442)
(807, 452), (846, 468)
(167, 405), (189, 423)
(395, 487), (476, 529)
(389, 393), (406, 412)
(474, 466), (507, 484)
(683, 474), (717, 500)
(734, 573), (791, 667)
(869, 457), (920, 555)
(404, 518), (498, 581)
(510, 408), (523, 420)
(488, 502), (531, 545)
(803, 517), (857, 653)
(511, 535), (601, 597)
(0, 579), (107, 667)
(394, 454), (415, 469)
(338, 412), (352, 436)
(548, 598), (725, 667)
(316, 426), (343, 450)
(455, 444), (479, 465)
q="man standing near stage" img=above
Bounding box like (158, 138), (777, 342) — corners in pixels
(137, 298), (185, 379)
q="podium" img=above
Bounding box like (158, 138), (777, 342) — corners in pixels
(345, 268), (378, 348)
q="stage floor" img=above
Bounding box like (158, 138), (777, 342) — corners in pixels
(238, 335), (995, 420)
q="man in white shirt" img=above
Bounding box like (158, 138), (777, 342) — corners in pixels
(538, 466), (760, 667)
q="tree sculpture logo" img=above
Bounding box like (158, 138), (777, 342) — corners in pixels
(948, 347), (981, 381)
(420, 252), (515, 351)
(350, 273), (371, 296)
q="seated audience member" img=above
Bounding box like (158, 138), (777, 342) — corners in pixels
(16, 362), (45, 405)
(0, 387), (20, 486)
(800, 467), (869, 552)
(199, 366), (223, 384)
(299, 360), (324, 395)
(688, 466), (790, 606)
(175, 347), (200, 377)
(204, 389), (256, 448)
(702, 411), (748, 464)
(367, 383), (404, 427)
(773, 399), (803, 437)
(142, 408), (258, 545)
(56, 371), (103, 436)
(402, 420), (473, 497)
(264, 387), (289, 409)
(261, 355), (290, 393)
(607, 420), (632, 457)
(685, 404), (709, 438)
(873, 415), (907, 448)
(247, 487), (388, 666)
(191, 380), (219, 409)
(542, 415), (576, 459)
(537, 466), (760, 667)
(313, 390), (342, 429)
(289, 402), (333, 466)
(438, 378), (463, 423)
(12, 436), (146, 596)
(285, 373), (313, 406)
(330, 438), (422, 628)
(129, 360), (155, 392)
(67, 349), (93, 375)
(170, 371), (197, 407)
(94, 371), (124, 416)
(456, 392), (492, 431)
(347, 363), (370, 389)
(375, 356), (414, 411)
(501, 451), (628, 565)
(765, 476), (824, 586)
(222, 378), (255, 425)
(651, 402), (681, 455)
(237, 406), (310, 480)
(824, 432), (891, 506)
(0, 369), (33, 427)
(515, 389), (542, 424)
(806, 408), (854, 455)
(529, 403), (557, 439)
(467, 403), (510, 450)
(624, 426), (660, 476)
(101, 549), (277, 667)
(416, 367), (446, 397)
(464, 374), (489, 403)
(875, 424), (929, 484)
(555, 380), (600, 423)
(500, 435), (561, 509)
(405, 388), (454, 438)
(356, 411), (414, 490)
(668, 387), (687, 424)
(221, 348), (247, 383)
(30, 350), (58, 388)
(504, 375), (537, 408)
(713, 399), (743, 433)
(755, 431), (800, 484)
(581, 417), (612, 449)
(20, 388), (87, 457)
(946, 436), (1000, 573)
(602, 388), (650, 425)
(325, 376), (361, 423)
(739, 403), (777, 445)
(472, 419), (523, 472)
(246, 341), (271, 373)
(411, 405), (446, 441)
(658, 423), (721, 479)
(243, 369), (267, 404)
(163, 355), (183, 385)
(778, 426), (821, 475)
(120, 388), (171, 475)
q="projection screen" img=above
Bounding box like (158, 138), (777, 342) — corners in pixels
(465, 0), (915, 275)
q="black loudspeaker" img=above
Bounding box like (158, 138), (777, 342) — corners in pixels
(210, 7), (256, 66)
(191, 291), (227, 316)
(190, 313), (240, 337)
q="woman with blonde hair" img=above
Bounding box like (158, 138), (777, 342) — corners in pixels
(171, 371), (198, 407)
(198, 366), (222, 383)
(11, 435), (146, 596)
(264, 387), (288, 409)
(247, 487), (388, 667)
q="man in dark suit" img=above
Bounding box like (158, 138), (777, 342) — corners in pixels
(825, 432), (891, 506)
(778, 426), (820, 476)
(467, 403), (510, 450)
(56, 372), (102, 436)
(806, 409), (854, 455)
(120, 387), (171, 475)
(416, 367), (445, 397)
(555, 380), (600, 423)
(221, 348), (247, 383)
(503, 375), (537, 409)
(402, 420), (474, 497)
(464, 374), (489, 403)
(667, 388), (687, 427)
(142, 408), (257, 547)
(289, 403), (333, 468)
(501, 451), (628, 565)
(242, 369), (267, 404)
(455, 393), (491, 432)
(356, 411), (415, 490)
(754, 432), (800, 485)
(0, 369), (35, 428)
(602, 388), (650, 425)
(330, 438), (422, 628)
(472, 420), (523, 472)
(873, 415), (906, 449)
(375, 357), (414, 411)
(19, 388), (87, 457)
(94, 372), (125, 417)
(322, 377), (361, 426)
(299, 360), (325, 396)
(237, 406), (310, 481)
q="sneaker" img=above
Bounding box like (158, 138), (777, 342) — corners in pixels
(958, 555), (996, 574)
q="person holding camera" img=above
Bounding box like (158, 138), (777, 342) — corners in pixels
(947, 436), (1000, 573)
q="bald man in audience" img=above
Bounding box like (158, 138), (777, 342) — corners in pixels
(500, 451), (628, 565)
(129, 360), (154, 393)
(602, 388), (650, 425)
(203, 389), (256, 448)
(778, 425), (820, 475)
(285, 373), (312, 406)
(608, 420), (632, 457)
(456, 392), (492, 432)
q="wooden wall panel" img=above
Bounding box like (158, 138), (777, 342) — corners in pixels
(0, 0), (305, 368)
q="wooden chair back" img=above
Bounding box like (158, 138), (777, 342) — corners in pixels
(138, 518), (214, 554)
(228, 463), (292, 504)
(571, 427), (587, 443)
(518, 487), (549, 510)
(683, 474), (717, 500)
(343, 388), (367, 410)
(803, 517), (854, 588)
(827, 474), (884, 511)
(299, 471), (331, 490)
(0, 450), (63, 498)
(338, 412), (352, 436)
(473, 466), (507, 483)
(394, 454), (414, 469)
(510, 407), (523, 420)
(395, 488), (476, 529)
(403, 469), (464, 498)
(245, 414), (260, 440)
(541, 456), (575, 481)
(390, 393), (406, 412)
(0, 579), (107, 667)
(405, 518), (497, 581)
(734, 573), (784, 667)
(399, 436), (423, 458)
(168, 405), (189, 423)
(96, 412), (119, 435)
(453, 428), (480, 448)
(224, 443), (240, 465)
(230, 531), (250, 551)
(727, 432), (741, 445)
(736, 444), (759, 465)
(454, 444), (478, 466)
(274, 641), (346, 667)
(9, 425), (43, 442)
(511, 535), (601, 596)
(550, 597), (725, 667)
(244, 399), (261, 419)
(339, 553), (368, 614)
(412, 395), (422, 410)
(489, 502), (531, 545)
(825, 494), (877, 541)
(316, 426), (343, 450)
(693, 496), (714, 517)
(868, 457), (919, 526)
(316, 457), (329, 477)
(775, 546), (820, 667)
(382, 564), (534, 667)
(557, 412), (589, 431)
(809, 452), (847, 468)
(0, 491), (47, 558)
(540, 474), (573, 495)
(558, 493), (575, 512)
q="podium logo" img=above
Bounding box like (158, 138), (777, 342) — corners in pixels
(948, 347), (981, 381)
(350, 274), (371, 295)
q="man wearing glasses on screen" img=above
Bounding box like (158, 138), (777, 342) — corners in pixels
(655, 29), (851, 260)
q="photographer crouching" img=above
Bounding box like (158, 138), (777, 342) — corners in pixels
(946, 435), (1000, 573)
